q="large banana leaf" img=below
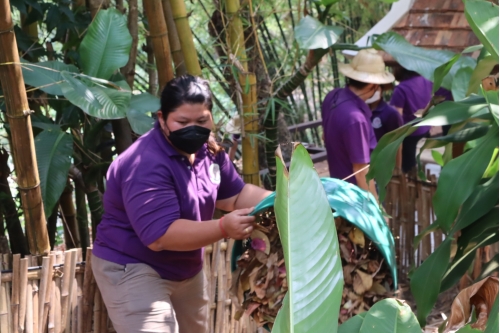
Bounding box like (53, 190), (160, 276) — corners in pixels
(373, 32), (475, 90)
(21, 60), (78, 96)
(127, 93), (160, 134)
(272, 143), (343, 333)
(465, 1), (499, 59)
(60, 71), (131, 119)
(294, 16), (344, 50)
(34, 129), (73, 217)
(79, 8), (132, 79)
(231, 177), (398, 287)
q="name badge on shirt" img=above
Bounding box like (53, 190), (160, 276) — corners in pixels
(209, 163), (221, 184)
(372, 117), (382, 129)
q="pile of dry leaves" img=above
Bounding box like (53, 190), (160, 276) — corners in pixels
(230, 208), (394, 328)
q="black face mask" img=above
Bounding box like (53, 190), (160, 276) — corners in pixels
(166, 125), (211, 154)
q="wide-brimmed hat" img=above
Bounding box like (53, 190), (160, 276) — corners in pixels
(338, 49), (395, 85)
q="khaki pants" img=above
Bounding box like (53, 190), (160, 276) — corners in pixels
(92, 254), (209, 333)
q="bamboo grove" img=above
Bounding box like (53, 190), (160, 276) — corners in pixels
(0, 0), (391, 255)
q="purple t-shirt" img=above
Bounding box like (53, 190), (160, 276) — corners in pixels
(371, 100), (404, 141)
(390, 75), (432, 136)
(93, 122), (245, 281)
(321, 87), (377, 185)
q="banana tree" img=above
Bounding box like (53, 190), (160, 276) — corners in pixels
(20, 9), (160, 235)
(368, 0), (499, 326)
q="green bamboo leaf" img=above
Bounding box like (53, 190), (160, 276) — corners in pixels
(483, 149), (498, 178)
(79, 8), (132, 79)
(432, 126), (499, 232)
(367, 124), (416, 202)
(417, 96), (489, 127)
(484, 295), (499, 333)
(359, 299), (421, 333)
(467, 55), (498, 96)
(294, 16), (344, 50)
(272, 144), (343, 333)
(452, 66), (474, 101)
(21, 61), (79, 96)
(34, 129), (73, 217)
(411, 238), (452, 326)
(465, 1), (499, 59)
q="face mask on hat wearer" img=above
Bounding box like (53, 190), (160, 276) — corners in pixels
(365, 89), (381, 104)
(165, 122), (211, 154)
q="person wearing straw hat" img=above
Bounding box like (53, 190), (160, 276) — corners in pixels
(321, 48), (394, 199)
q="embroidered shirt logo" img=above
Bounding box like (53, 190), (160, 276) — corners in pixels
(372, 117), (382, 129)
(209, 163), (221, 184)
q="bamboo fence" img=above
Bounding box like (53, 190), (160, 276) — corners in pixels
(0, 244), (261, 333)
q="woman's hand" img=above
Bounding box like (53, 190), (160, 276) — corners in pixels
(221, 207), (256, 240)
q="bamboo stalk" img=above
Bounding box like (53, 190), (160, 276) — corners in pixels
(93, 288), (102, 333)
(215, 241), (227, 333)
(75, 249), (83, 333)
(0, 0), (50, 255)
(38, 255), (55, 333)
(61, 250), (77, 333)
(31, 257), (39, 333)
(82, 249), (95, 333)
(1, 266), (85, 283)
(225, 0), (248, 71)
(0, 257), (8, 333)
(121, 0), (139, 87)
(162, 0), (186, 76)
(19, 258), (28, 333)
(26, 271), (33, 333)
(11, 254), (20, 332)
(169, 0), (202, 76)
(239, 74), (259, 186)
(144, 0), (174, 91)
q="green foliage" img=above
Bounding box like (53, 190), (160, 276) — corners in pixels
(467, 55), (498, 95)
(294, 16), (344, 50)
(338, 299), (421, 333)
(464, 1), (499, 59)
(272, 144), (343, 333)
(484, 295), (499, 333)
(79, 8), (132, 80)
(34, 128), (73, 218)
(21, 61), (79, 96)
(127, 92), (159, 134)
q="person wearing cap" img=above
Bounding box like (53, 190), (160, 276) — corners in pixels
(92, 75), (272, 333)
(390, 66), (433, 173)
(321, 49), (394, 199)
(367, 83), (404, 170)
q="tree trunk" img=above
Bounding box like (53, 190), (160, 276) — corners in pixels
(88, 0), (110, 18)
(60, 182), (81, 249)
(121, 0), (139, 87)
(264, 48), (329, 189)
(169, 0), (202, 76)
(115, 0), (125, 13)
(145, 36), (159, 95)
(0, 148), (29, 255)
(144, 0), (174, 90)
(46, 205), (58, 250)
(75, 185), (90, 258)
(0, 1), (50, 255)
(162, 0), (186, 76)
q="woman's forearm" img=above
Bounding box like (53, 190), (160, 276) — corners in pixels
(234, 184), (273, 210)
(148, 219), (222, 252)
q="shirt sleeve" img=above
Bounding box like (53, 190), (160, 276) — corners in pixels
(121, 175), (180, 247)
(217, 152), (245, 200)
(390, 86), (406, 108)
(345, 118), (371, 165)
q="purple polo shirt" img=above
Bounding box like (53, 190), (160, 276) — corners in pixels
(321, 87), (377, 185)
(371, 100), (404, 141)
(390, 75), (432, 136)
(93, 122), (245, 281)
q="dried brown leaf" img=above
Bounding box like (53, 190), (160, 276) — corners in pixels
(370, 281), (388, 296)
(349, 228), (365, 248)
(353, 269), (373, 295)
(343, 264), (355, 285)
(445, 276), (499, 332)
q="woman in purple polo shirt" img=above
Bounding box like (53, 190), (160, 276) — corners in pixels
(92, 75), (272, 333)
(390, 66), (433, 173)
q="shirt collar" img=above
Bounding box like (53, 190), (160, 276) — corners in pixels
(342, 87), (373, 117)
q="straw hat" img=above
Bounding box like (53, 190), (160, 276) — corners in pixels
(338, 49), (395, 85)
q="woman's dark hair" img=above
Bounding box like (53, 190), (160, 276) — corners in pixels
(160, 75), (223, 155)
(393, 65), (420, 82)
(346, 78), (371, 89)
